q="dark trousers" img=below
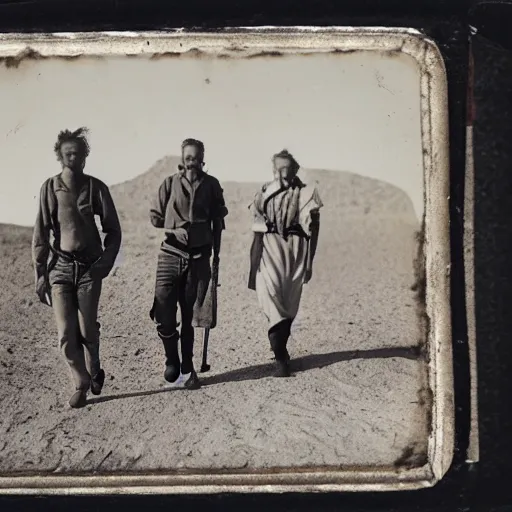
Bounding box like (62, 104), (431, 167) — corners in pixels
(268, 318), (293, 360)
(150, 248), (211, 374)
(48, 256), (102, 390)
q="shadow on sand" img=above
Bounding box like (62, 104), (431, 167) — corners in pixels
(87, 345), (422, 405)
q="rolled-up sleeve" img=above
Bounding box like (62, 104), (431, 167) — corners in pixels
(150, 177), (171, 228)
(31, 181), (51, 286)
(299, 185), (323, 234)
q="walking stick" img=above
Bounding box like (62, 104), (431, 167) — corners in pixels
(200, 256), (219, 373)
(200, 328), (211, 373)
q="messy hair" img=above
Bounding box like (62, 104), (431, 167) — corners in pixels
(54, 127), (90, 162)
(181, 138), (205, 162)
(272, 149), (300, 174)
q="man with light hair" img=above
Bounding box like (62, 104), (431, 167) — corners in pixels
(32, 127), (122, 408)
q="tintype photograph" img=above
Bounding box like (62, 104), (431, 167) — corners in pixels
(0, 29), (452, 493)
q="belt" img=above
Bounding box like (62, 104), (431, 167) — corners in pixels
(266, 223), (310, 240)
(51, 246), (101, 265)
(161, 239), (210, 260)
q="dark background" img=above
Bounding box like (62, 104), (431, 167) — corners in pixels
(472, 28), (512, 489)
(0, 0), (511, 510)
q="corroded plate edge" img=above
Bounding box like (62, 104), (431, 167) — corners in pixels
(0, 26), (453, 494)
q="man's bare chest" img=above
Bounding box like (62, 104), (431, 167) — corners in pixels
(55, 180), (93, 223)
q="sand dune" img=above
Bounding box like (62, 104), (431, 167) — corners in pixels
(0, 158), (428, 475)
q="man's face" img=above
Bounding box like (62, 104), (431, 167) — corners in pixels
(274, 157), (295, 182)
(182, 144), (202, 171)
(60, 141), (85, 172)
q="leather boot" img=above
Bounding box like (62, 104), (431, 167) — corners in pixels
(282, 318), (293, 362)
(180, 325), (196, 378)
(162, 336), (181, 383)
(182, 370), (201, 390)
(90, 369), (105, 395)
(69, 388), (88, 409)
(269, 322), (291, 378)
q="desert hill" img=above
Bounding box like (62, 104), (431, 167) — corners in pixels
(111, 155), (418, 225)
(0, 158), (428, 475)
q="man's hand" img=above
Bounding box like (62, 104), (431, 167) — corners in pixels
(173, 228), (188, 246)
(36, 276), (50, 305)
(36, 276), (46, 302)
(304, 268), (313, 284)
(87, 260), (111, 281)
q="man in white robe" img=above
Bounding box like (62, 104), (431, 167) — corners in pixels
(248, 150), (323, 377)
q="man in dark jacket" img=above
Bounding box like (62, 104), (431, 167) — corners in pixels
(149, 138), (228, 389)
(32, 127), (122, 408)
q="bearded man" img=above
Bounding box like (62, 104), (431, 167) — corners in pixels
(149, 139), (228, 389)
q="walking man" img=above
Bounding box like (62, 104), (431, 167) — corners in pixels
(149, 138), (228, 389)
(32, 127), (122, 408)
(248, 150), (323, 377)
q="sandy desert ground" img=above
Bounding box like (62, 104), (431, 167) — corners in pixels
(0, 157), (429, 475)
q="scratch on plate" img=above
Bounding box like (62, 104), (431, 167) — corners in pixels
(375, 70), (395, 95)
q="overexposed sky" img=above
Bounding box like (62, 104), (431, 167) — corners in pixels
(0, 51), (423, 226)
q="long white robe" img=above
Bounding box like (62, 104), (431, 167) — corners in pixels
(249, 178), (323, 329)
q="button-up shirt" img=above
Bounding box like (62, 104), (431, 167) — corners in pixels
(32, 173), (122, 285)
(150, 168), (228, 251)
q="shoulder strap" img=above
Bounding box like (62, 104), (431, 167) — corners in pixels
(164, 173), (176, 209)
(49, 177), (57, 212)
(262, 183), (285, 220)
(46, 177), (58, 258)
(87, 175), (101, 216)
(89, 176), (94, 210)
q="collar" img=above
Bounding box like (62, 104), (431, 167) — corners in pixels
(53, 172), (90, 192)
(286, 175), (304, 189)
(177, 166), (206, 182)
(177, 167), (206, 196)
(265, 175), (304, 194)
